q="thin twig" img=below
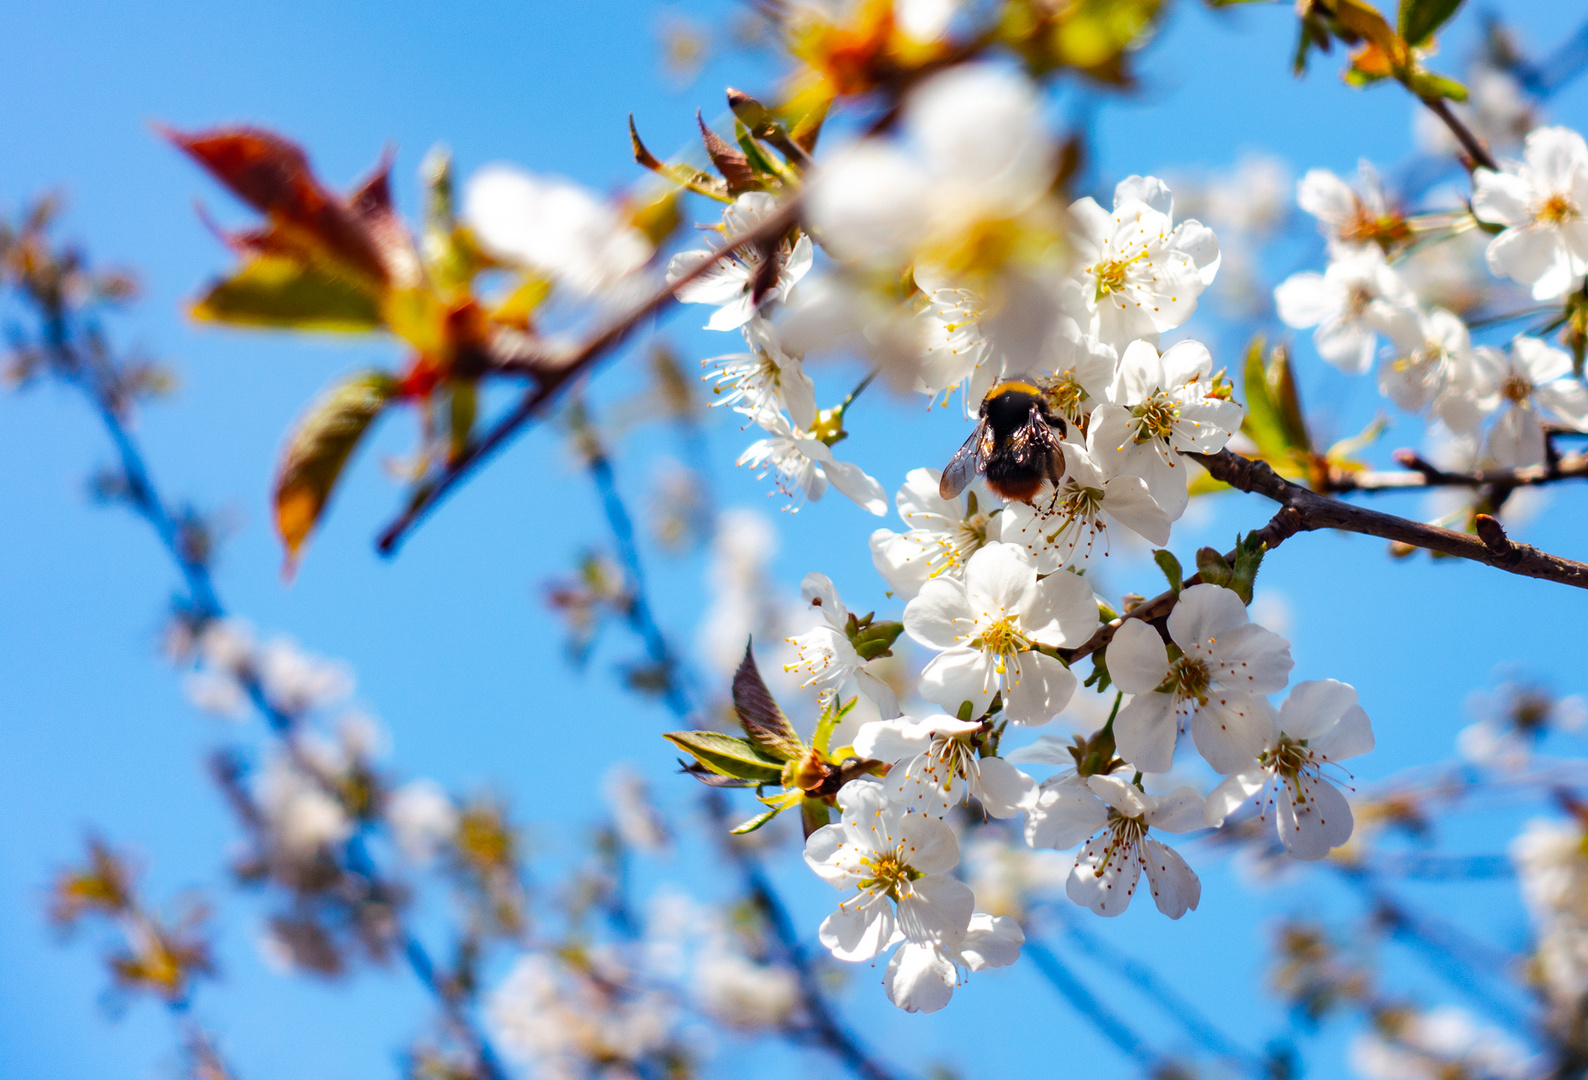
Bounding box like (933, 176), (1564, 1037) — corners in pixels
(375, 196), (804, 556)
(1327, 449), (1588, 493)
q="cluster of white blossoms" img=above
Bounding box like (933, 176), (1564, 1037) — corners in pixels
(181, 618), (355, 721)
(1513, 816), (1588, 1014)
(1276, 127), (1588, 472)
(657, 60), (1387, 1015)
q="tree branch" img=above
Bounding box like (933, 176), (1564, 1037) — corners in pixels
(1194, 449), (1588, 589)
(374, 195), (805, 556)
(1417, 93), (1499, 172)
(1326, 448), (1588, 493)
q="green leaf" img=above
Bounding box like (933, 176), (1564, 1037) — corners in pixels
(1241, 336), (1312, 472)
(800, 797), (832, 837)
(731, 643), (804, 761)
(812, 694), (855, 758)
(734, 119), (793, 186)
(1408, 69), (1469, 102)
(662, 731), (784, 784)
(730, 806), (783, 835)
(1084, 649), (1112, 693)
(447, 379), (477, 464)
(1153, 550), (1183, 594)
(1398, 0), (1464, 48)
(1229, 532), (1268, 605)
(192, 256), (384, 332)
(274, 370), (397, 569)
(851, 619), (904, 661)
(1195, 547), (1235, 590)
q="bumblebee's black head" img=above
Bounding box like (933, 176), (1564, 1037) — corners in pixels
(981, 381), (1061, 438)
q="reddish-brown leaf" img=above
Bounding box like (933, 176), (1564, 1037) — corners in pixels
(166, 126), (391, 287)
(696, 112), (759, 195)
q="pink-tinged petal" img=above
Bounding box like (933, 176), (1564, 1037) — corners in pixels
(1277, 679), (1359, 740)
(964, 542), (1039, 616)
(959, 913), (1024, 970)
(898, 875), (974, 945)
(1003, 650), (1077, 725)
(819, 899), (896, 961)
(918, 648), (996, 717)
(883, 943), (957, 1014)
(1204, 769), (1268, 827)
(1025, 776), (1110, 850)
(904, 578), (972, 649)
(1276, 774), (1354, 860)
(1025, 566), (1099, 647)
(974, 756), (1039, 817)
(1113, 692), (1179, 774)
(1141, 838), (1201, 919)
(1068, 828), (1144, 917)
(1311, 703), (1374, 763)
(1167, 584), (1250, 653)
(1190, 690), (1270, 774)
(1107, 618), (1171, 694)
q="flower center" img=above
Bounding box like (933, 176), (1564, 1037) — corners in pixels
(1045, 377), (1087, 422)
(972, 613), (1029, 674)
(1502, 374), (1533, 404)
(1345, 284), (1374, 317)
(1259, 735), (1322, 805)
(1091, 810), (1147, 876)
(1538, 193), (1580, 226)
(1130, 392), (1179, 443)
(1168, 656), (1211, 705)
(1091, 248), (1149, 302)
(858, 845), (919, 899)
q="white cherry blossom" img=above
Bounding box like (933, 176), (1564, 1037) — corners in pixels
(1472, 126), (1588, 300)
(1296, 161), (1403, 253)
(1380, 307), (1485, 433)
(808, 64), (1055, 270)
(705, 320), (818, 429)
(1274, 246), (1418, 374)
(804, 779), (974, 963)
(1064, 175), (1220, 350)
(903, 542), (1098, 723)
(668, 193), (813, 331)
(737, 407), (887, 514)
(853, 713), (1036, 817)
(785, 572), (900, 716)
(1470, 337), (1588, 467)
(1000, 429), (1173, 573)
(463, 165), (652, 297)
(1203, 680), (1374, 860)
(883, 912), (1024, 1014)
(1065, 774), (1204, 919)
(1109, 584), (1294, 774)
(869, 467), (997, 600)
(1088, 339), (1244, 520)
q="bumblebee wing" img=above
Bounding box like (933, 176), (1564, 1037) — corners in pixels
(1010, 407), (1068, 487)
(939, 420), (993, 500)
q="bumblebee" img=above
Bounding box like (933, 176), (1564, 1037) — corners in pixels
(939, 380), (1067, 503)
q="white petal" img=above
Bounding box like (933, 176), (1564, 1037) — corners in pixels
(959, 912), (1024, 970)
(1190, 690), (1270, 774)
(1068, 828), (1143, 917)
(1106, 618), (1170, 694)
(1003, 650), (1077, 725)
(1024, 566), (1100, 648)
(904, 578), (972, 650)
(1276, 775), (1354, 860)
(918, 648), (996, 717)
(1277, 679), (1359, 740)
(973, 756), (1039, 817)
(823, 457), (889, 515)
(853, 718), (933, 763)
(897, 874), (975, 945)
(1311, 703), (1374, 763)
(1025, 776), (1110, 849)
(1204, 769), (1268, 827)
(1112, 692), (1179, 774)
(883, 942), (957, 1013)
(819, 900), (897, 961)
(1140, 837), (1201, 919)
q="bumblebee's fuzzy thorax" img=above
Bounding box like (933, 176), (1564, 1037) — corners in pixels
(940, 380), (1068, 503)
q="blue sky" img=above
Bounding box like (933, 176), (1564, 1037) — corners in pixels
(4, 2), (1588, 1078)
